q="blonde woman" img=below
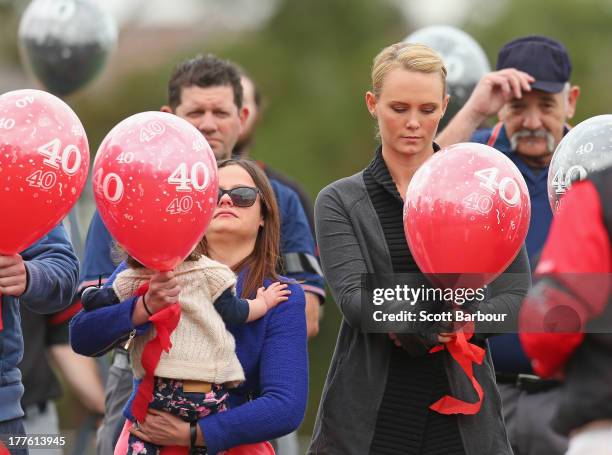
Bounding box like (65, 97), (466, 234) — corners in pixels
(308, 43), (530, 454)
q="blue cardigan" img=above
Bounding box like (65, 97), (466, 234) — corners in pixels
(69, 265), (308, 454)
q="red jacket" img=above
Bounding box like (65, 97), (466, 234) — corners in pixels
(519, 179), (612, 377)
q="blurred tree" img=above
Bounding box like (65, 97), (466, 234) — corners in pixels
(212, 0), (405, 197)
(0, 0), (26, 63)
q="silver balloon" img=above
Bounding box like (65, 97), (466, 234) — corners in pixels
(404, 25), (491, 129)
(548, 115), (612, 211)
(18, 0), (118, 97)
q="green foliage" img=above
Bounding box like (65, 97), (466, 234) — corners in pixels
(209, 0), (405, 196)
(0, 0), (26, 64)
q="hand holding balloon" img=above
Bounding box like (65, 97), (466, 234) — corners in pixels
(132, 271), (181, 326)
(147, 271), (181, 308)
(0, 254), (27, 297)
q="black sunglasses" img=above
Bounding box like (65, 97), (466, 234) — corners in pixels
(217, 186), (260, 207)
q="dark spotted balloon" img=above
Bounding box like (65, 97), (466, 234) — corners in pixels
(19, 0), (118, 97)
(548, 115), (612, 211)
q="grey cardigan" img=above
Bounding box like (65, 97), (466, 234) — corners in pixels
(308, 170), (531, 455)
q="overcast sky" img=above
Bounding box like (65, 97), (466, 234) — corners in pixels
(100, 0), (282, 30)
(97, 0), (507, 31)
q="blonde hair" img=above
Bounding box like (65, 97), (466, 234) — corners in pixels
(371, 42), (447, 97)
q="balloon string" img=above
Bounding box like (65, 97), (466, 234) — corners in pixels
(130, 283), (181, 424)
(428, 329), (485, 415)
(0, 291), (3, 331)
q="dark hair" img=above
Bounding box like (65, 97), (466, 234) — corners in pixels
(167, 54), (243, 111)
(207, 159), (281, 299)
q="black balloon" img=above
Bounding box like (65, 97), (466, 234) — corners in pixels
(404, 25), (490, 129)
(19, 0), (117, 97)
(548, 115), (612, 211)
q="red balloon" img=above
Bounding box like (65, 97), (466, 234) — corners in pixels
(404, 143), (530, 286)
(93, 111), (217, 271)
(0, 89), (89, 254)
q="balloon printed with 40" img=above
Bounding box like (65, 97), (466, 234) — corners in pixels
(0, 89), (89, 254)
(93, 111), (218, 271)
(548, 114), (612, 212)
(404, 142), (531, 288)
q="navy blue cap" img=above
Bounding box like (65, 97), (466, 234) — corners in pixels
(496, 36), (572, 93)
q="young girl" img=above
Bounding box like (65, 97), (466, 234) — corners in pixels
(83, 234), (290, 455)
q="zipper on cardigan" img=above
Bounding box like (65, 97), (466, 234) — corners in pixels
(89, 333), (131, 357)
(123, 329), (137, 350)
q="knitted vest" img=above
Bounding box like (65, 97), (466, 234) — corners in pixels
(113, 256), (245, 386)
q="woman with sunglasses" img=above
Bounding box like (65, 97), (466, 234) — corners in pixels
(70, 159), (308, 454)
(308, 43), (530, 455)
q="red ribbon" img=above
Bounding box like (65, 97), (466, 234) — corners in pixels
(429, 328), (485, 415)
(130, 283), (182, 424)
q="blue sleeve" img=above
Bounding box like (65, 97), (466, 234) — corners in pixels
(81, 287), (120, 312)
(273, 180), (315, 254)
(80, 210), (116, 287)
(213, 288), (249, 325)
(20, 224), (79, 314)
(70, 261), (150, 356)
(69, 296), (137, 356)
(272, 180), (325, 297)
(470, 128), (492, 144)
(199, 284), (308, 454)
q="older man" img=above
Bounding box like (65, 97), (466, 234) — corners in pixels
(438, 36), (581, 455)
